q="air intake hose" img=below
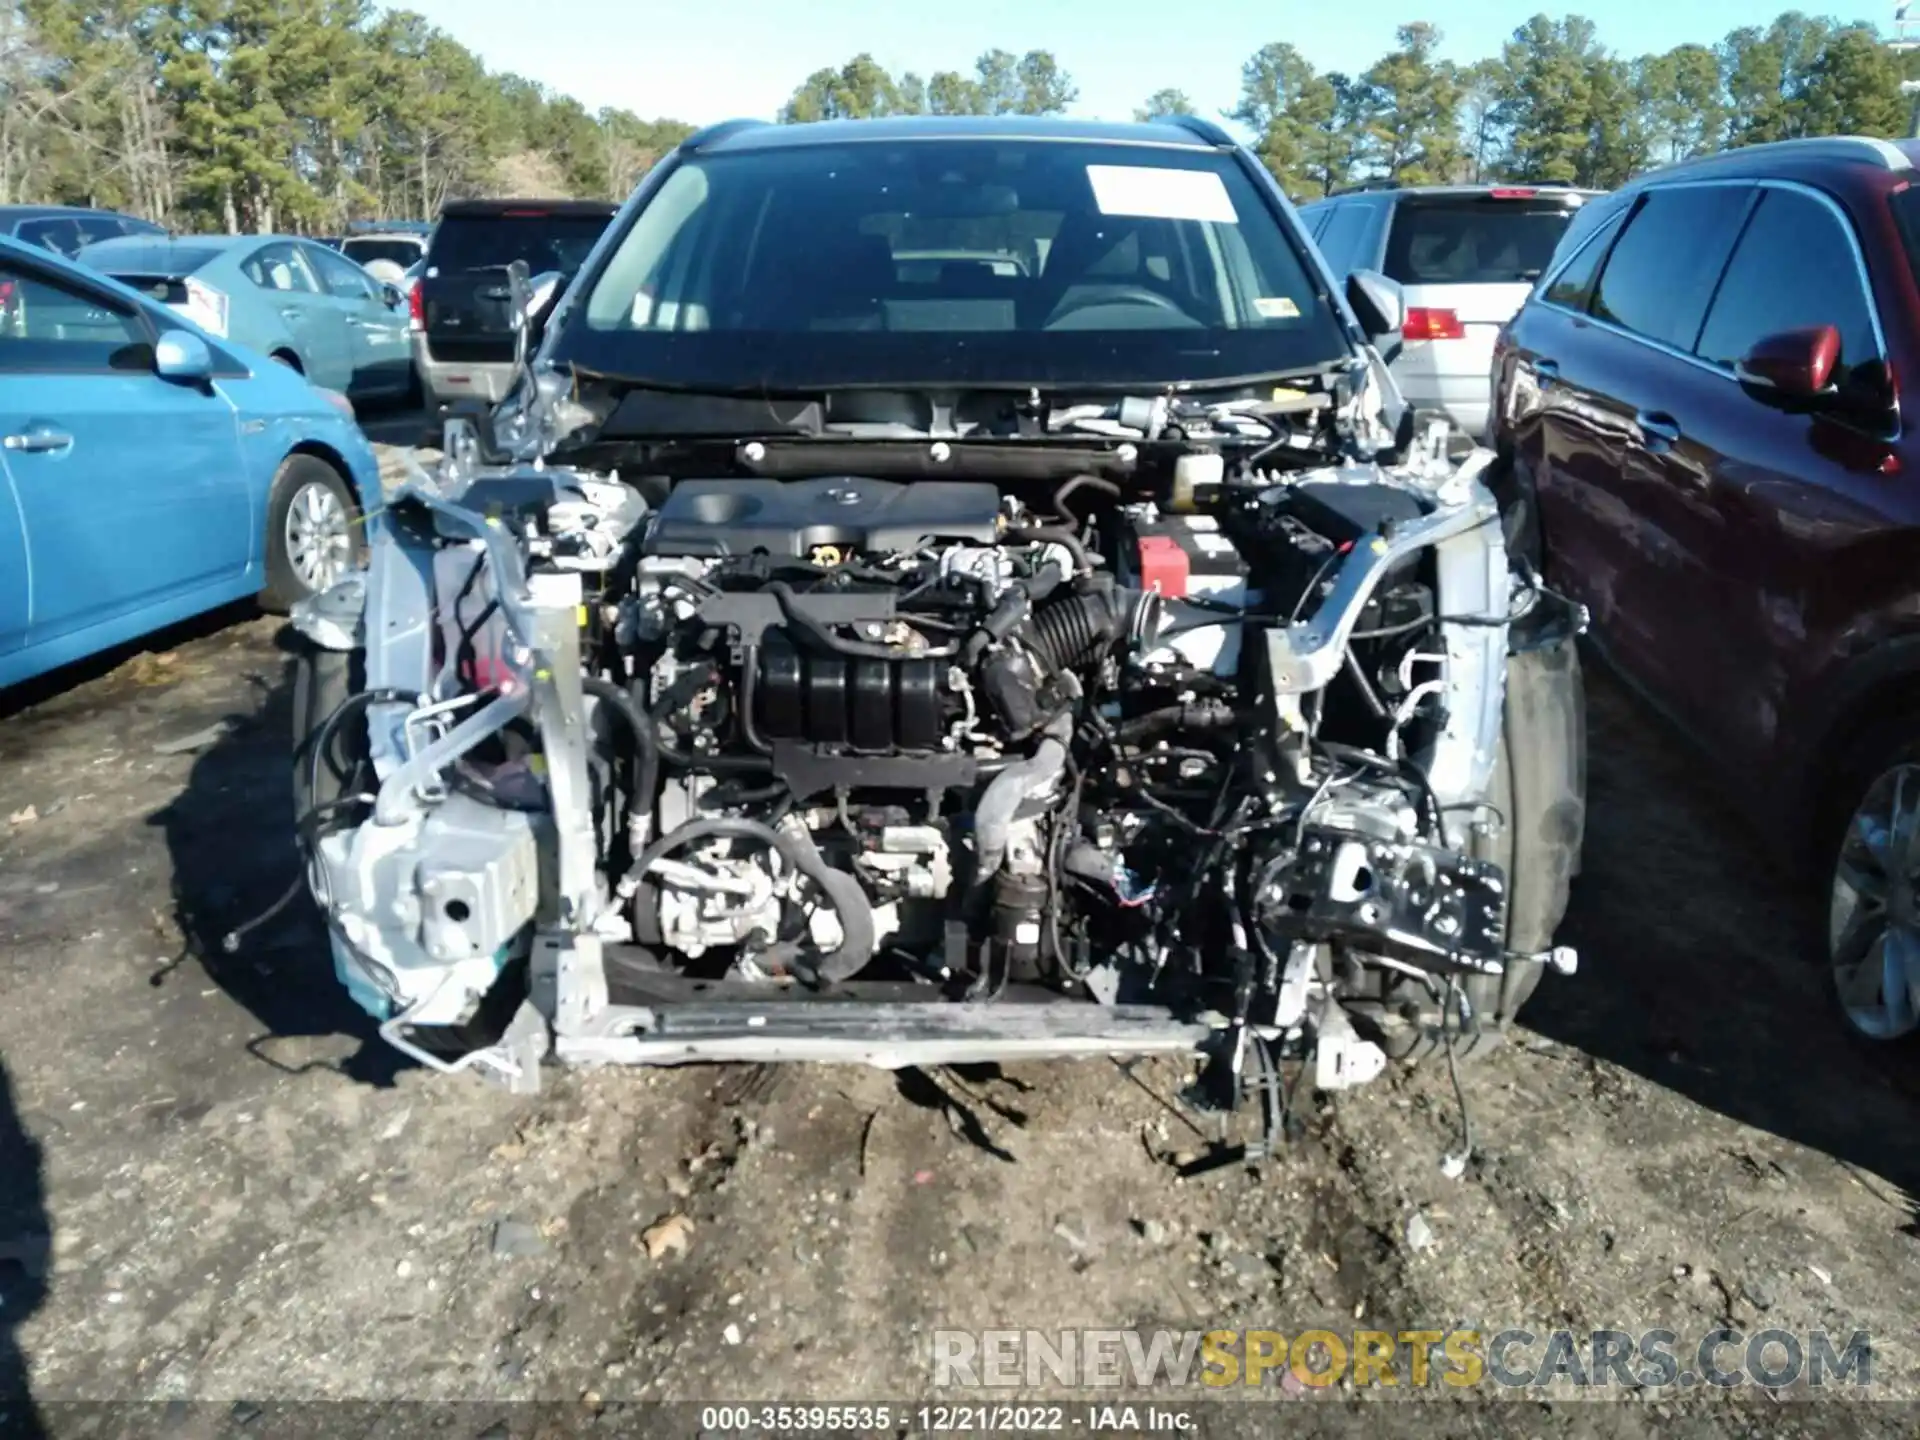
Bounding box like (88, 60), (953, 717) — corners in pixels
(1025, 581), (1152, 675)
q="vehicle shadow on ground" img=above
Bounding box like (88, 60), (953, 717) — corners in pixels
(0, 1055), (48, 1438)
(148, 631), (407, 1088)
(1524, 662), (1920, 1233)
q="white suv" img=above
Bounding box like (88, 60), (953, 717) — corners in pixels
(1299, 183), (1602, 438)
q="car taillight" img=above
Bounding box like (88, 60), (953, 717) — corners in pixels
(1404, 306), (1466, 341)
(184, 277), (228, 337)
(408, 279), (424, 332)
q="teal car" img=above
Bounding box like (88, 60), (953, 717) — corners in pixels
(76, 232), (415, 403)
(0, 235), (383, 689)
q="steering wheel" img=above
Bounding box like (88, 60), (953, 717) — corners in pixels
(1047, 285), (1191, 325)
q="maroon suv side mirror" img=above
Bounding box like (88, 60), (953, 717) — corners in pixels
(1736, 324), (1841, 398)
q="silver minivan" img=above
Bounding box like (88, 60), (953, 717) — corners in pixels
(1298, 183), (1602, 438)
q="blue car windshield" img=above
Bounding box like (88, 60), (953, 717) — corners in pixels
(551, 138), (1349, 390)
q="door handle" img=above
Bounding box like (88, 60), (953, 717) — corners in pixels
(279, 306), (303, 321)
(1533, 358), (1560, 386)
(1636, 410), (1682, 446)
(343, 317), (361, 328)
(3, 426), (74, 454)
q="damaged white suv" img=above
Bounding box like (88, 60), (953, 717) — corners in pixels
(289, 115), (1587, 1126)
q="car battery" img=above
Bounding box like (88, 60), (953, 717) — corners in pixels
(1121, 510), (1259, 675)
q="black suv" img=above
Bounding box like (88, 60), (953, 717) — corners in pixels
(413, 198), (616, 408)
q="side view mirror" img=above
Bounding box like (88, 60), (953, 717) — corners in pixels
(1346, 269), (1406, 339)
(381, 282), (405, 309)
(154, 329), (213, 384)
(1737, 324), (1840, 400)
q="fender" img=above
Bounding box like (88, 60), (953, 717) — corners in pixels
(1779, 630), (1920, 845)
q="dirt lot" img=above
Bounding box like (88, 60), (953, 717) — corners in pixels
(1, 564), (1918, 1434)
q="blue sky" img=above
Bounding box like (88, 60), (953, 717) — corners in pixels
(402, 1), (1886, 128)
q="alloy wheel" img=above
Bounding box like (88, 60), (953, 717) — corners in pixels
(1829, 762), (1920, 1040)
(283, 480), (352, 594)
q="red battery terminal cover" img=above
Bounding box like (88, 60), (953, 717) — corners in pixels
(1137, 535), (1189, 599)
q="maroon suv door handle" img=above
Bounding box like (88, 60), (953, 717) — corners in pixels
(1636, 410), (1682, 446)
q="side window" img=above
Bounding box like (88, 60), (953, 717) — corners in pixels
(1591, 185), (1750, 351)
(1542, 210), (1626, 310)
(15, 218), (82, 258)
(308, 244), (376, 301)
(241, 243), (318, 294)
(0, 261), (151, 372)
(1696, 188), (1880, 379)
(1316, 203), (1368, 274)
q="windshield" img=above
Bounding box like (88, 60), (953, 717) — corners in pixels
(1383, 196), (1584, 286)
(550, 138), (1350, 390)
(427, 213), (611, 276)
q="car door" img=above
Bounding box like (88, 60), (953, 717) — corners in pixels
(304, 242), (409, 397)
(1672, 184), (1897, 771)
(239, 241), (351, 391)
(0, 252), (250, 652)
(1524, 183), (1752, 711)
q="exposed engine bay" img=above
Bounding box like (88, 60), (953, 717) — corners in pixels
(290, 366), (1585, 1128)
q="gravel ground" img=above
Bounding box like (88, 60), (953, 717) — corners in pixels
(1, 494), (1917, 1435)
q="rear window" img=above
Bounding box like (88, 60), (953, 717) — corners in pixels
(1384, 196), (1584, 285)
(342, 237), (423, 269)
(427, 212), (611, 275)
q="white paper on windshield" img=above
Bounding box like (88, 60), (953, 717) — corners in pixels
(1087, 165), (1237, 224)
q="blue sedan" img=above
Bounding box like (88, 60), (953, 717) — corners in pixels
(77, 232), (415, 403)
(0, 236), (383, 689)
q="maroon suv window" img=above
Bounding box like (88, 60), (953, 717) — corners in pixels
(1590, 186), (1750, 350)
(1695, 188), (1879, 379)
(1542, 210), (1625, 310)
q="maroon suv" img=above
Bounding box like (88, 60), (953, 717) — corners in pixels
(1491, 135), (1920, 1046)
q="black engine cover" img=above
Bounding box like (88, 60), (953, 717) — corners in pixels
(646, 477), (1001, 559)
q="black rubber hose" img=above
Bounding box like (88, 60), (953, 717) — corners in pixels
(737, 643), (771, 754)
(616, 816), (875, 984)
(1113, 700), (1236, 744)
(1053, 474), (1121, 528)
(591, 675), (770, 779)
(581, 677), (658, 816)
(297, 686), (423, 847)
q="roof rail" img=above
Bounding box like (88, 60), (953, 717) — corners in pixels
(682, 118), (771, 152)
(1161, 114), (1234, 148)
(1327, 179), (1402, 196)
(1647, 135), (1911, 180)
